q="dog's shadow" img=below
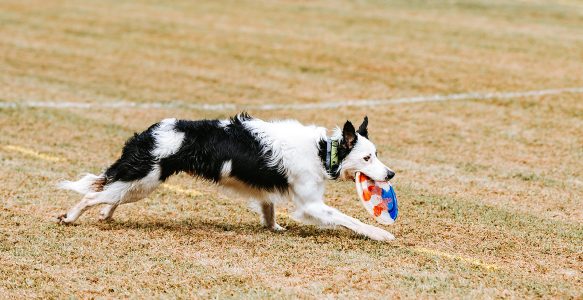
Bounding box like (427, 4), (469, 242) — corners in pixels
(90, 217), (373, 242)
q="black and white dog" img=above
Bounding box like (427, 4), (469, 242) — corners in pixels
(58, 113), (396, 241)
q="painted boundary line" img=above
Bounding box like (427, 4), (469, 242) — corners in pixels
(2, 145), (63, 162)
(1, 87), (582, 111)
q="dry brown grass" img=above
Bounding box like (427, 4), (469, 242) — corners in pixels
(1, 0), (582, 298)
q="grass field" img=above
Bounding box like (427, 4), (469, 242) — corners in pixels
(1, 0), (582, 298)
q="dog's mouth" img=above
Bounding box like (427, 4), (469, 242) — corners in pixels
(354, 172), (387, 183)
(345, 172), (376, 182)
(349, 172), (365, 182)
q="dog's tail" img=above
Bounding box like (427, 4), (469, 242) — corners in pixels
(58, 173), (106, 194)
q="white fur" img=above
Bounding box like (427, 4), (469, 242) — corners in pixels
(151, 118), (185, 158)
(220, 160), (232, 178)
(219, 119), (231, 127)
(58, 173), (102, 194)
(245, 119), (327, 177)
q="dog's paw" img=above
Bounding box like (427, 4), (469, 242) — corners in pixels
(98, 211), (113, 222)
(56, 214), (70, 225)
(271, 223), (286, 232)
(98, 215), (113, 222)
(363, 225), (395, 241)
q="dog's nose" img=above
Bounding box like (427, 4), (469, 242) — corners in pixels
(385, 170), (395, 181)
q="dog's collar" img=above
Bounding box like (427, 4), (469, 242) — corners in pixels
(326, 138), (340, 179)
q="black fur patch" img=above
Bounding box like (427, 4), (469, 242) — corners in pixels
(357, 116), (368, 139)
(103, 114), (289, 193)
(161, 116), (289, 192)
(318, 139), (328, 172)
(336, 135), (356, 165)
(318, 135), (356, 179)
(104, 123), (159, 184)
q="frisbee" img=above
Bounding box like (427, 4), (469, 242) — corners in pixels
(355, 172), (398, 225)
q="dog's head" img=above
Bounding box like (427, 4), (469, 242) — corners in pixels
(336, 117), (395, 182)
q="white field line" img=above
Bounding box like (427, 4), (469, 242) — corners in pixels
(1, 87), (582, 111)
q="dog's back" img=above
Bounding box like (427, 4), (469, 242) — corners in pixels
(58, 113), (296, 224)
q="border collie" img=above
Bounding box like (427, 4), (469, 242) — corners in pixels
(58, 113), (396, 241)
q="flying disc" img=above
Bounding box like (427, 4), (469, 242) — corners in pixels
(355, 172), (398, 225)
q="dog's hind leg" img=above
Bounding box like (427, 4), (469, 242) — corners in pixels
(59, 167), (162, 224)
(58, 179), (136, 224)
(292, 182), (394, 241)
(260, 202), (285, 231)
(98, 204), (118, 221)
(57, 191), (117, 224)
(97, 180), (157, 221)
(97, 180), (160, 222)
(97, 169), (163, 222)
(249, 199), (285, 231)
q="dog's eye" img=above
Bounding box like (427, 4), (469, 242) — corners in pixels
(363, 155), (371, 162)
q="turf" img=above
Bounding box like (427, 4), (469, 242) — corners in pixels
(1, 0), (582, 298)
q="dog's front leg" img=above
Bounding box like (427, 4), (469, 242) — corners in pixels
(292, 182), (395, 241)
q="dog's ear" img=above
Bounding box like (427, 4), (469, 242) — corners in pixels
(357, 116), (368, 138)
(342, 120), (357, 149)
